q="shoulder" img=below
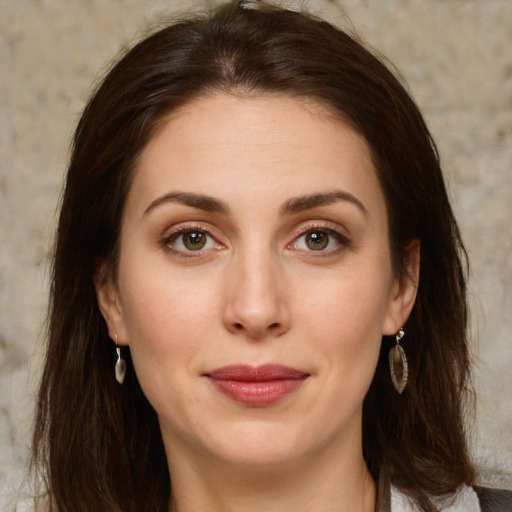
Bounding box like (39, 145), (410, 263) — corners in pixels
(390, 484), (507, 511)
(473, 486), (512, 512)
(391, 485), (512, 511)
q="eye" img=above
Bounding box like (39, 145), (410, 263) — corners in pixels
(290, 228), (349, 253)
(164, 227), (221, 253)
(303, 231), (330, 251)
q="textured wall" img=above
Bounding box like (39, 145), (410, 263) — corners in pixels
(1, 0), (511, 507)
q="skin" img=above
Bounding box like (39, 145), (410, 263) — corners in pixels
(96, 94), (419, 512)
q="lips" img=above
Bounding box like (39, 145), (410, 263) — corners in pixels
(205, 364), (309, 407)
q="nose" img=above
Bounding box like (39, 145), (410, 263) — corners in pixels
(222, 251), (291, 340)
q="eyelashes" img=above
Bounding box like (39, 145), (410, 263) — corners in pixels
(161, 225), (223, 257)
(160, 222), (352, 258)
(288, 227), (351, 254)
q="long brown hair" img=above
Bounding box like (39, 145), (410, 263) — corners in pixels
(32, 2), (475, 511)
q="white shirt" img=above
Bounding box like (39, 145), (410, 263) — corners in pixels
(391, 484), (481, 512)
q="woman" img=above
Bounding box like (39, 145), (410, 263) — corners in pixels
(30, 1), (511, 511)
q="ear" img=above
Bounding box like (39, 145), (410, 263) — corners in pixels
(94, 262), (129, 346)
(382, 240), (420, 336)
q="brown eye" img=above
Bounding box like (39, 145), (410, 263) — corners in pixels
(305, 232), (329, 250)
(290, 227), (349, 254)
(165, 228), (219, 253)
(182, 231), (207, 250)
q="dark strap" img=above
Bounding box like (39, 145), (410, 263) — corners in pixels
(474, 486), (512, 512)
(375, 469), (391, 512)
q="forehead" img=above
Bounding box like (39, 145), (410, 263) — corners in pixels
(127, 93), (384, 219)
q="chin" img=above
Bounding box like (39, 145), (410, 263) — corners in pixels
(201, 420), (311, 468)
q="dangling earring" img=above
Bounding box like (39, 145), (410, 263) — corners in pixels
(389, 328), (408, 394)
(114, 333), (126, 384)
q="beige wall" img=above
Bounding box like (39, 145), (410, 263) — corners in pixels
(1, 0), (511, 506)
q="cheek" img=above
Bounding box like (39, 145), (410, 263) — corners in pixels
(120, 256), (217, 341)
(296, 264), (391, 382)
(118, 278), (220, 432)
(117, 263), (220, 394)
(299, 264), (392, 337)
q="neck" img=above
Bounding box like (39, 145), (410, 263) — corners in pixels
(166, 440), (375, 512)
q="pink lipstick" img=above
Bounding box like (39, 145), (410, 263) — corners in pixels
(205, 364), (309, 407)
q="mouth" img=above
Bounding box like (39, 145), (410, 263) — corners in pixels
(204, 364), (310, 407)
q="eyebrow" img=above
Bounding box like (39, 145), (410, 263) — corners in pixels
(280, 191), (368, 217)
(143, 189), (367, 218)
(143, 192), (230, 217)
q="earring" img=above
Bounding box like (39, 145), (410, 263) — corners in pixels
(114, 334), (126, 384)
(389, 328), (408, 394)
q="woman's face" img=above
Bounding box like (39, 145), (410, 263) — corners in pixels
(97, 94), (417, 472)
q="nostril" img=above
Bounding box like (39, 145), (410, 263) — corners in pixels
(232, 322), (280, 333)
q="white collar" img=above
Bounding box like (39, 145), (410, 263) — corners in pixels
(14, 484), (482, 511)
(391, 484), (481, 512)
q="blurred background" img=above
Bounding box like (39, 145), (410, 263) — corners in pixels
(1, 0), (511, 507)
